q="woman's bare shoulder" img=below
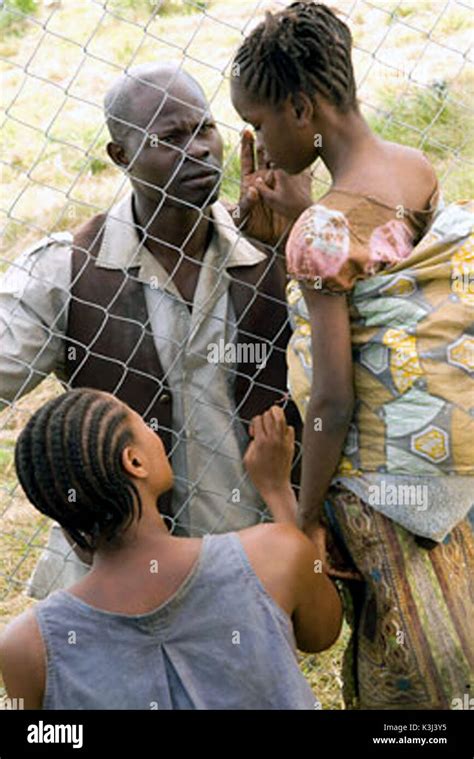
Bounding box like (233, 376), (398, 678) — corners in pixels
(387, 142), (437, 193)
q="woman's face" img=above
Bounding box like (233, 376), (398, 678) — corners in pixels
(230, 81), (319, 175)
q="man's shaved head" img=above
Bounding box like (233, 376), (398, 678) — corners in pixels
(104, 62), (206, 145)
(103, 61), (224, 209)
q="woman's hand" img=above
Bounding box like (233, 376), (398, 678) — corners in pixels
(234, 130), (313, 246)
(305, 522), (362, 581)
(244, 406), (297, 522)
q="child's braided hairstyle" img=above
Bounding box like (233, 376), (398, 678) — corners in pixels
(14, 388), (142, 551)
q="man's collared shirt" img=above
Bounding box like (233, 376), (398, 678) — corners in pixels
(0, 193), (268, 535)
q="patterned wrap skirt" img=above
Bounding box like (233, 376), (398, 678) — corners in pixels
(324, 485), (474, 710)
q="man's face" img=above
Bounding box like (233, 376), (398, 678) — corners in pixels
(115, 78), (224, 208)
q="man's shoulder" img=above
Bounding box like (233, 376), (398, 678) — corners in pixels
(1, 232), (73, 293)
(20, 231), (73, 263)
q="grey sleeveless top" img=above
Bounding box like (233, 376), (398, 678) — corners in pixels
(35, 532), (319, 710)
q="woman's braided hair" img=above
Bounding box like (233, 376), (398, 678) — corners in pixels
(233, 2), (357, 110)
(14, 388), (142, 551)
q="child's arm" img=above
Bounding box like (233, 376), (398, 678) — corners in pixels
(243, 405), (298, 523)
(0, 609), (45, 709)
(243, 407), (343, 652)
(290, 527), (343, 652)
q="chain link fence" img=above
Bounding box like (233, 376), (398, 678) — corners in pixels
(0, 0), (472, 707)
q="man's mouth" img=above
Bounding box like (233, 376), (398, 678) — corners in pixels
(181, 166), (221, 186)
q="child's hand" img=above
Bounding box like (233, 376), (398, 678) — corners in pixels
(305, 522), (363, 581)
(244, 406), (297, 521)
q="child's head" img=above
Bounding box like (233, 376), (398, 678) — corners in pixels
(231, 2), (357, 173)
(14, 389), (173, 551)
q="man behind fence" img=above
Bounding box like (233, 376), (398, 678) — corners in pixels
(0, 63), (305, 599)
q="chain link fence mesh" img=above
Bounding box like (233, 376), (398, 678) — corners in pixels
(0, 0), (473, 707)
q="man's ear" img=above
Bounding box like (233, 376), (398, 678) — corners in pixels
(121, 445), (148, 479)
(107, 141), (129, 169)
(290, 92), (314, 127)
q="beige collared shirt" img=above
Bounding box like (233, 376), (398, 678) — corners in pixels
(0, 193), (268, 536)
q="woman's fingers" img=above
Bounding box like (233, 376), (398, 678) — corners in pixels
(255, 176), (281, 211)
(265, 169), (276, 189)
(240, 129), (255, 177)
(256, 143), (266, 171)
(238, 185), (259, 223)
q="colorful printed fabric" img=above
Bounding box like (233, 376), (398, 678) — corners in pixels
(286, 187), (438, 292)
(324, 486), (474, 710)
(286, 196), (474, 480)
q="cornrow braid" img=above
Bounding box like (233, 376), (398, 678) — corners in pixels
(232, 2), (357, 111)
(14, 388), (142, 551)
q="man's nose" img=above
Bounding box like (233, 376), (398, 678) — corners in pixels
(186, 134), (210, 162)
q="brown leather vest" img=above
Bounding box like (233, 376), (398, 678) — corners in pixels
(65, 213), (301, 518)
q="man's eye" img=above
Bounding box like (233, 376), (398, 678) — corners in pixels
(160, 134), (177, 144)
(148, 133), (177, 146)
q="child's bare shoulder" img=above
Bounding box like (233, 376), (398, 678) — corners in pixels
(237, 524), (315, 614)
(239, 522), (313, 564)
(0, 607), (45, 706)
(0, 607), (41, 660)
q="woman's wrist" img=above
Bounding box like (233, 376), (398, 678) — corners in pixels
(298, 500), (326, 534)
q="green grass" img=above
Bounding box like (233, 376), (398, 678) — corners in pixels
(369, 75), (474, 199)
(0, 0), (38, 35)
(0, 445), (15, 489)
(437, 8), (472, 36)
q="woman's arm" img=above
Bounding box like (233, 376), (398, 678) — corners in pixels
(298, 288), (354, 533)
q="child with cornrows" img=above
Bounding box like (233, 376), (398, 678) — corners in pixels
(0, 388), (342, 709)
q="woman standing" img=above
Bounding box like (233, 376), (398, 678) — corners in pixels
(231, 1), (473, 709)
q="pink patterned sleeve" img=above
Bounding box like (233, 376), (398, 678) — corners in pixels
(285, 205), (351, 292)
(286, 204), (415, 292)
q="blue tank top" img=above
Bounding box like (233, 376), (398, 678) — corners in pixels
(35, 532), (319, 709)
